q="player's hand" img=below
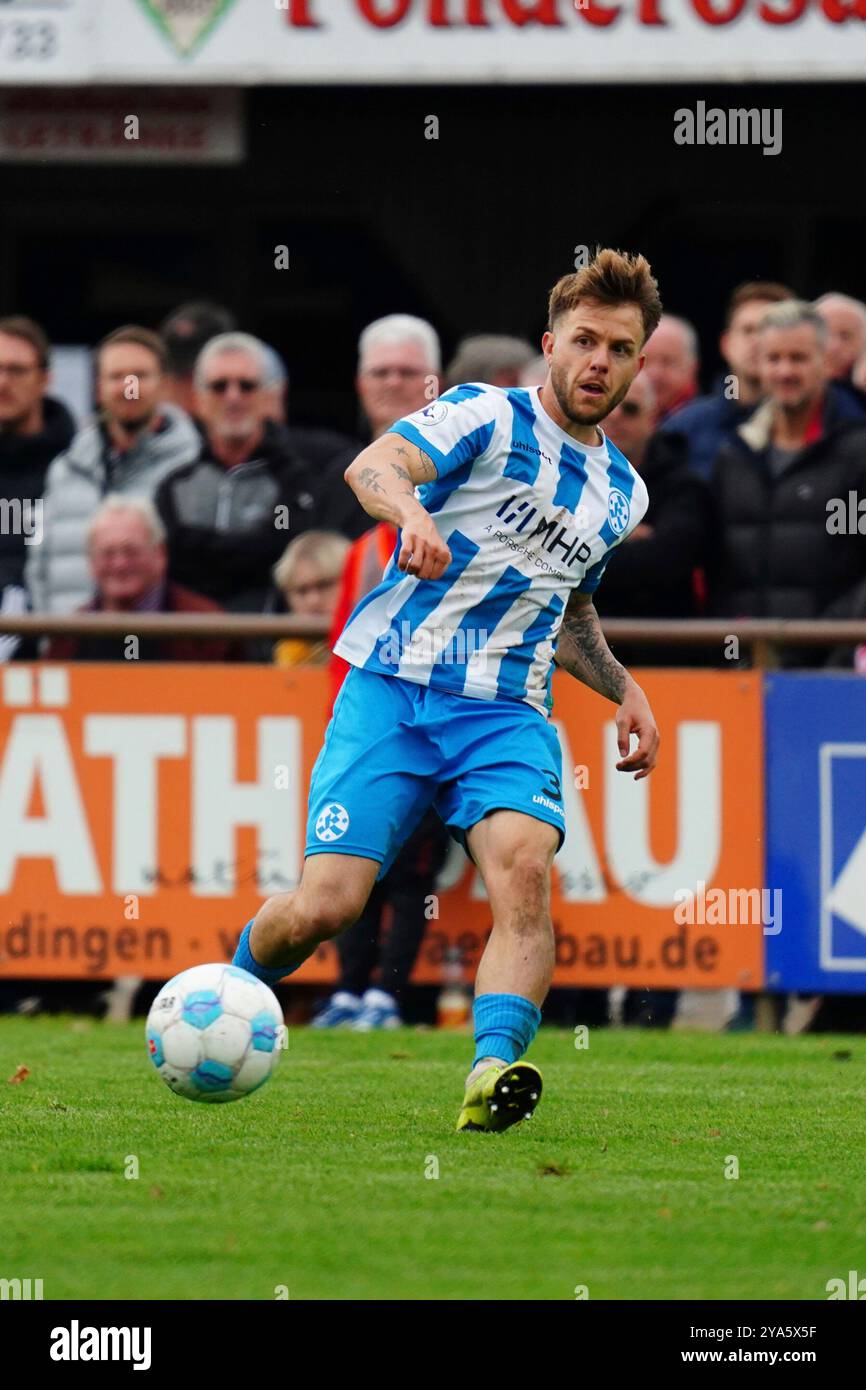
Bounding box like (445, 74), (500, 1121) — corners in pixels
(397, 510), (452, 580)
(615, 682), (660, 780)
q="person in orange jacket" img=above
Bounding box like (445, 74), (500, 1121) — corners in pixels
(313, 521), (450, 1029)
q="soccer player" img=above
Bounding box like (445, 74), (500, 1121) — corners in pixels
(233, 248), (662, 1131)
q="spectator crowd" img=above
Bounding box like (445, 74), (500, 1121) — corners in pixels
(3, 283), (866, 675)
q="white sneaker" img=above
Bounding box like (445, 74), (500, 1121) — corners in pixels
(352, 988), (401, 1030)
(311, 991), (363, 1028)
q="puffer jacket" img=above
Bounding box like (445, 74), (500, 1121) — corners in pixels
(25, 404), (199, 613)
(709, 384), (866, 625)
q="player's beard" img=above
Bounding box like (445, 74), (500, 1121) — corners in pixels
(549, 360), (633, 427)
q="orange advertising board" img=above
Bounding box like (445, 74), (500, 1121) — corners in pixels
(0, 664), (764, 990)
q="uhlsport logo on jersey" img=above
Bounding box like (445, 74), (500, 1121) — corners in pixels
(136, 0), (237, 57)
(607, 488), (631, 536)
(315, 802), (350, 843)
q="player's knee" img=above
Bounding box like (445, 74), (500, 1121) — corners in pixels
(295, 881), (365, 944)
(508, 846), (550, 898)
(488, 843), (552, 920)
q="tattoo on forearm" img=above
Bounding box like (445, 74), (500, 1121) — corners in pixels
(556, 601), (628, 703)
(357, 466), (385, 495)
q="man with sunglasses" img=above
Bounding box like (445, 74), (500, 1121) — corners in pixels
(156, 332), (335, 613)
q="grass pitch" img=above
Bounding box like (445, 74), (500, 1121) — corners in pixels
(1, 1018), (864, 1301)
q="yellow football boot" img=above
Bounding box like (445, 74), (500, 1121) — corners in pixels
(456, 1061), (543, 1132)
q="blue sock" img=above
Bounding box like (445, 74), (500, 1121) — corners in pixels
(473, 992), (542, 1067)
(232, 919), (301, 986)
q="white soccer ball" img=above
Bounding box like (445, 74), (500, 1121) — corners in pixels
(145, 963), (284, 1103)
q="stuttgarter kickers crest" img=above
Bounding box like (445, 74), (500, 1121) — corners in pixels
(136, 0), (237, 58)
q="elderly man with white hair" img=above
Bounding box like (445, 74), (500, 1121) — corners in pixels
(357, 313), (441, 438)
(642, 313), (700, 422)
(317, 313), (442, 539)
(155, 331), (340, 612)
(45, 495), (232, 662)
(814, 292), (866, 384)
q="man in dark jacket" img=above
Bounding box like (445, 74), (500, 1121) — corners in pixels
(659, 281), (794, 481)
(596, 373), (714, 665)
(156, 332), (342, 612)
(315, 313), (443, 541)
(709, 300), (866, 652)
(0, 316), (75, 656)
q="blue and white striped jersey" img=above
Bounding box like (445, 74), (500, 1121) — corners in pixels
(333, 382), (649, 718)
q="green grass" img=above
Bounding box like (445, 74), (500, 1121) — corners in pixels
(1, 1018), (864, 1300)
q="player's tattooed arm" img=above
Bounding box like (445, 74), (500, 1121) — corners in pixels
(356, 465), (386, 496)
(555, 592), (660, 779)
(555, 592), (628, 702)
(344, 433), (440, 525)
(344, 432), (451, 580)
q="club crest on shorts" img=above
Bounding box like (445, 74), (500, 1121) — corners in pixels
(607, 488), (631, 536)
(315, 802), (350, 842)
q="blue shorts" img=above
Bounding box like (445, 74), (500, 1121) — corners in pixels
(305, 667), (566, 880)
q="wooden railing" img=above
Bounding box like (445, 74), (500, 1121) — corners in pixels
(1, 614), (865, 668)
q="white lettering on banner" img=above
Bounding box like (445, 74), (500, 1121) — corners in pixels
(192, 717), (301, 896)
(2, 0), (863, 85)
(0, 715), (100, 893)
(84, 716), (185, 896)
(604, 721), (722, 905)
(441, 719), (721, 906)
(551, 720), (605, 902)
(0, 711), (303, 897)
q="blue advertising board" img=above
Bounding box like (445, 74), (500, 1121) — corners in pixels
(765, 673), (866, 994)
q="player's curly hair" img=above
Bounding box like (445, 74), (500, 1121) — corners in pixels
(548, 248), (663, 345)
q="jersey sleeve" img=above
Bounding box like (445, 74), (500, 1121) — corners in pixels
(576, 553), (611, 595)
(386, 383), (500, 480)
(576, 471), (650, 595)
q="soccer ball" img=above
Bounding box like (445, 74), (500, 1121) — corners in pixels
(145, 963), (284, 1103)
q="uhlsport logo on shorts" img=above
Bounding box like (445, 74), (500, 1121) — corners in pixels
(315, 803), (350, 842)
(607, 488), (630, 536)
